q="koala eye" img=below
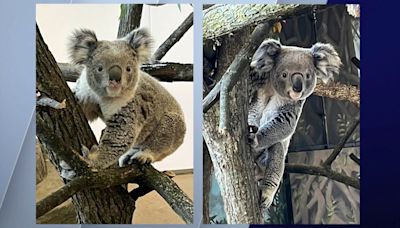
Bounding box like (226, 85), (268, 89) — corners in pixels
(97, 66), (103, 72)
(282, 73), (287, 78)
(126, 66), (131, 72)
(306, 73), (311, 79)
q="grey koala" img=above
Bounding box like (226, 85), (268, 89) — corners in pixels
(248, 39), (341, 208)
(60, 28), (186, 179)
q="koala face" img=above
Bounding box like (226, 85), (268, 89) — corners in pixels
(251, 39), (341, 101)
(69, 28), (153, 98)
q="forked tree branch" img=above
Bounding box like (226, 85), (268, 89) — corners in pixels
(323, 118), (360, 167)
(37, 116), (193, 222)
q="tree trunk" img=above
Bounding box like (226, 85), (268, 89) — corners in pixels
(36, 24), (135, 224)
(117, 4), (143, 38)
(202, 26), (262, 224)
(36, 139), (47, 184)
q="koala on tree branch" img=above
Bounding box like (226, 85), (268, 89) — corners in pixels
(248, 39), (341, 208)
(60, 28), (186, 179)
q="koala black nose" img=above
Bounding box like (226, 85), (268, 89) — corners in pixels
(109, 65), (122, 82)
(292, 73), (303, 93)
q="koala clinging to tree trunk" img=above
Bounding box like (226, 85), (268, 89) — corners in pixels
(60, 28), (186, 179)
(248, 39), (341, 208)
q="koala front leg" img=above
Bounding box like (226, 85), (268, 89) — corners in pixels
(256, 142), (285, 208)
(250, 111), (297, 151)
(248, 98), (263, 134)
(119, 112), (185, 167)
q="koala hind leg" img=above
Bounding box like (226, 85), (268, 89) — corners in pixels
(256, 142), (285, 209)
(119, 112), (185, 167)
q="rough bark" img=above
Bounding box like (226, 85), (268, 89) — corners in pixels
(203, 25), (262, 224)
(37, 24), (136, 224)
(203, 4), (310, 40)
(36, 140), (48, 184)
(117, 4), (143, 38)
(58, 62), (193, 82)
(202, 140), (212, 224)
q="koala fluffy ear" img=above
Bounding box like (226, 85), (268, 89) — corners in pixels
(121, 28), (154, 64)
(311, 43), (342, 83)
(250, 39), (281, 72)
(68, 29), (98, 64)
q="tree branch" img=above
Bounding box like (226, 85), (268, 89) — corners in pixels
(203, 4), (310, 40)
(219, 22), (271, 131)
(349, 153), (360, 165)
(314, 81), (360, 108)
(323, 118), (360, 168)
(152, 12), (193, 61)
(285, 163), (360, 189)
(36, 166), (143, 218)
(203, 80), (360, 114)
(58, 62), (193, 82)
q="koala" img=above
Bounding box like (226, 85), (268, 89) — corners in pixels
(60, 28), (186, 179)
(248, 39), (341, 208)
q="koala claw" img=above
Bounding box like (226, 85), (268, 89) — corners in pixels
(118, 147), (155, 167)
(59, 160), (76, 180)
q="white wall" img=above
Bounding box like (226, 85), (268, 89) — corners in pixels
(36, 4), (193, 171)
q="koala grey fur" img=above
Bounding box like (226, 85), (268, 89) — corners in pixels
(65, 28), (186, 173)
(248, 39), (341, 208)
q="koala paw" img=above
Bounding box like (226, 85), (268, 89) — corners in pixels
(248, 132), (259, 149)
(258, 185), (275, 209)
(258, 179), (278, 209)
(59, 160), (76, 180)
(118, 147), (155, 167)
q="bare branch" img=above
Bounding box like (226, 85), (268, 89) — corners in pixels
(323, 118), (360, 168)
(349, 153), (360, 166)
(285, 163), (360, 189)
(58, 62), (193, 82)
(36, 166), (143, 218)
(314, 81), (360, 108)
(152, 12), (193, 61)
(139, 165), (194, 224)
(203, 80), (359, 113)
(219, 22), (271, 131)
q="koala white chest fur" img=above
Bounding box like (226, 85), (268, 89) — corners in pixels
(60, 28), (186, 180)
(248, 39), (342, 208)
